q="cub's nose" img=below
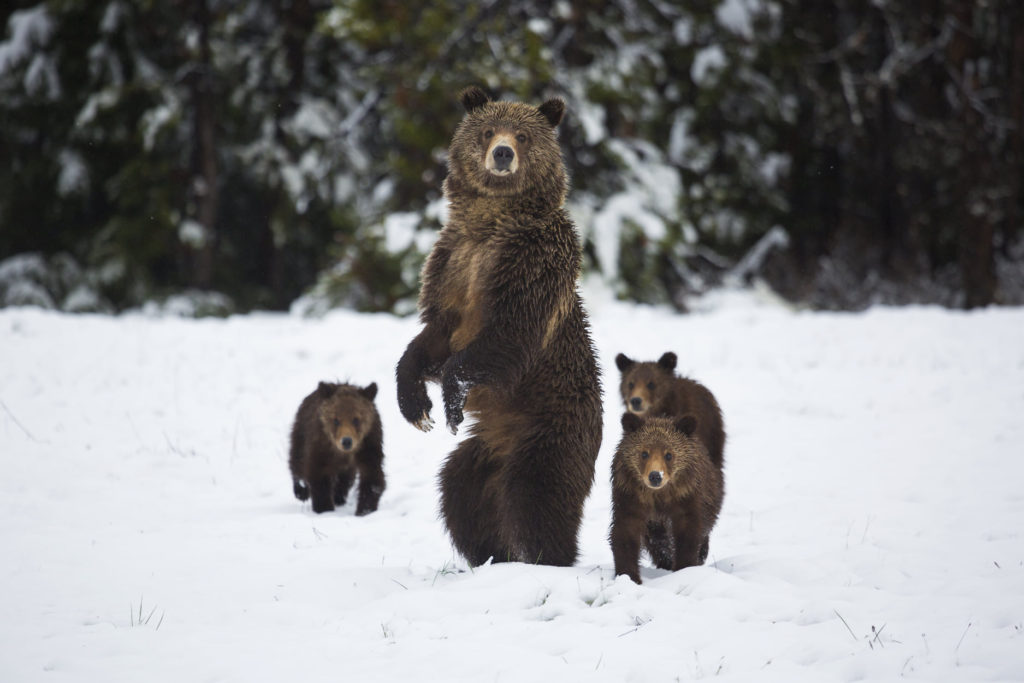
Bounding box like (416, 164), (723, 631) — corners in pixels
(492, 145), (515, 170)
(341, 436), (353, 450)
(630, 397), (643, 411)
(648, 471), (663, 487)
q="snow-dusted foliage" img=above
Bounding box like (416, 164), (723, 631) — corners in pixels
(0, 252), (110, 312)
(1, 0), (1020, 313)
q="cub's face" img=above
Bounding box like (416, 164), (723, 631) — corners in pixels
(448, 86), (566, 199)
(621, 413), (701, 492)
(316, 382), (377, 453)
(615, 352), (678, 416)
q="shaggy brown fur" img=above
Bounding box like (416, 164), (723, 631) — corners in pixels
(615, 351), (726, 468)
(396, 87), (602, 567)
(289, 382), (385, 515)
(610, 413), (724, 584)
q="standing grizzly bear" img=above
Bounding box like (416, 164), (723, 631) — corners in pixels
(396, 86), (602, 567)
(289, 381), (386, 516)
(615, 351), (726, 468)
(610, 413), (724, 584)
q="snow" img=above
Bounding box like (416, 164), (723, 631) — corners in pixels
(715, 0), (759, 39)
(692, 45), (727, 85)
(1, 288), (1023, 681)
(0, 6), (53, 76)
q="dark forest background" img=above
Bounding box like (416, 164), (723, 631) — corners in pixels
(1, 0), (1021, 315)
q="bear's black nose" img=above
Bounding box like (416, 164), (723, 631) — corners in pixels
(648, 471), (663, 487)
(630, 397), (643, 410)
(492, 145), (515, 170)
(341, 437), (353, 450)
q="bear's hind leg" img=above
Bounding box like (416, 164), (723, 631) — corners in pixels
(500, 448), (587, 567)
(440, 437), (508, 566)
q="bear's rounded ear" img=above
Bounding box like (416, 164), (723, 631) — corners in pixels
(658, 352), (677, 371)
(615, 353), (634, 372)
(316, 381), (336, 398)
(538, 97), (565, 127)
(621, 412), (643, 434)
(674, 415), (697, 437)
(361, 382), (378, 401)
(460, 86), (490, 113)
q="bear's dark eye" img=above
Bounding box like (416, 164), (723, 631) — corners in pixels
(352, 418), (361, 430)
(664, 452), (673, 462)
(332, 418), (340, 427)
(483, 129), (493, 139)
(640, 451), (649, 460)
(647, 382), (655, 390)
(516, 133), (527, 143)
(628, 382), (634, 390)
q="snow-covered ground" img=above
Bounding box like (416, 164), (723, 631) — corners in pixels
(2, 285), (1022, 682)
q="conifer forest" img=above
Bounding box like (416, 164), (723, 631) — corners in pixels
(1, 0), (1021, 314)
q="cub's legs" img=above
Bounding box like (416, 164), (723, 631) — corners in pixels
(309, 475), (335, 514)
(644, 520), (674, 570)
(333, 466), (355, 506)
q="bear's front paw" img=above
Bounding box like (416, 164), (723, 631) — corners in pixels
(397, 379), (434, 431)
(441, 371), (467, 435)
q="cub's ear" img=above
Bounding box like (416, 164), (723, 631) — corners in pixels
(538, 97), (565, 127)
(674, 415), (697, 437)
(360, 382), (378, 401)
(621, 412), (644, 434)
(460, 86), (490, 113)
(316, 381), (336, 398)
(615, 353), (635, 372)
(658, 352), (677, 371)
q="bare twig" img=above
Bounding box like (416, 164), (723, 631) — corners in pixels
(834, 609), (858, 641)
(0, 400), (38, 442)
(955, 621), (972, 652)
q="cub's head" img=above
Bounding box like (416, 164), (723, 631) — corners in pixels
(615, 352), (678, 416)
(620, 413), (702, 491)
(316, 381), (378, 453)
(446, 86), (567, 202)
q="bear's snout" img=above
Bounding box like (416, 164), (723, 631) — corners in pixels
(492, 145), (515, 170)
(647, 470), (663, 488)
(629, 397), (644, 412)
(340, 436), (353, 450)
(485, 134), (519, 176)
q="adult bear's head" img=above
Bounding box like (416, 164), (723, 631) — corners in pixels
(445, 86), (568, 205)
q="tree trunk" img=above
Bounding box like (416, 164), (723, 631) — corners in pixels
(948, 1), (996, 308)
(191, 0), (218, 290)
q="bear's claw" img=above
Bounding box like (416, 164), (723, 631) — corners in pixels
(414, 412), (435, 432)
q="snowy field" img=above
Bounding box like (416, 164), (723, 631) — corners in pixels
(2, 285), (1023, 682)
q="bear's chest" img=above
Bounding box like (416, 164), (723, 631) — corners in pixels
(442, 232), (498, 351)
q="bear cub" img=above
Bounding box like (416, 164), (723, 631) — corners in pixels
(289, 381), (386, 515)
(610, 413), (724, 584)
(615, 351), (725, 468)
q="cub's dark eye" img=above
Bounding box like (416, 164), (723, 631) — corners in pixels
(352, 418), (361, 430)
(664, 453), (673, 462)
(483, 130), (494, 139)
(516, 133), (527, 143)
(628, 382), (634, 390)
(647, 382), (655, 390)
(640, 451), (649, 460)
(332, 418), (340, 427)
